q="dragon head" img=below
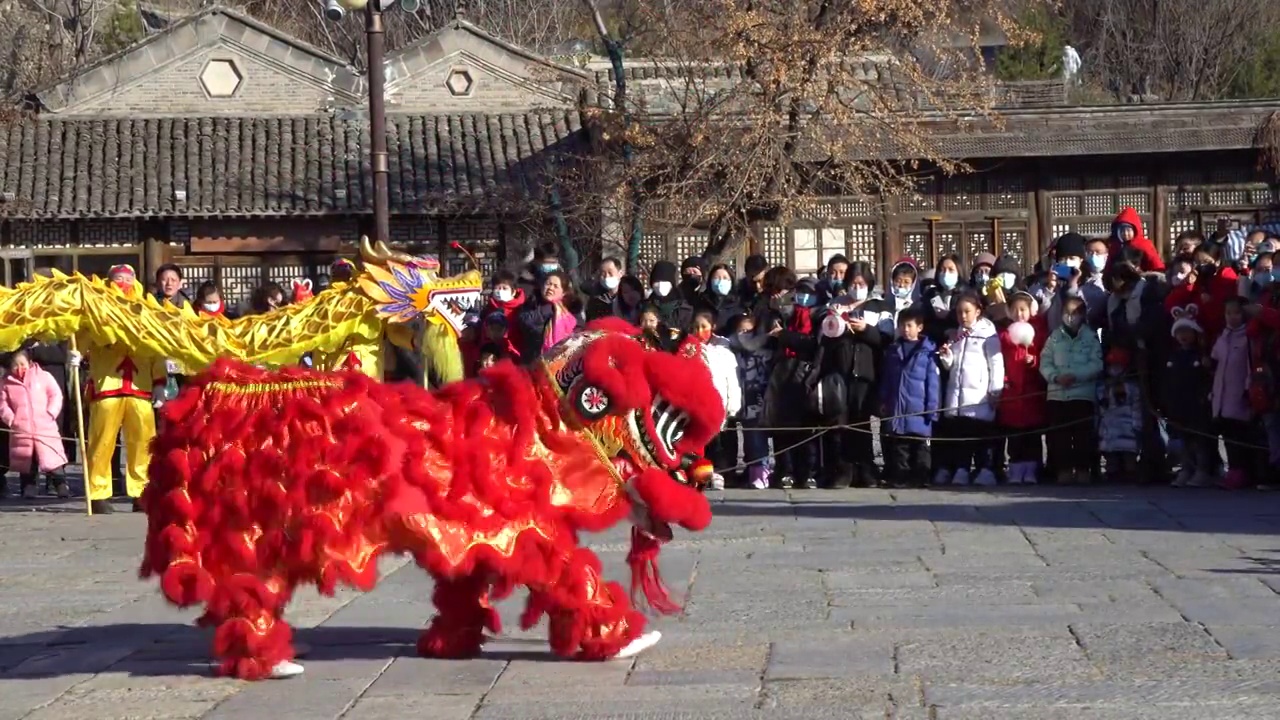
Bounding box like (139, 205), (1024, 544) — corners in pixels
(355, 236), (483, 383)
(540, 318), (723, 544)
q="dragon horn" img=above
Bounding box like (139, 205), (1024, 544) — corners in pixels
(450, 241), (480, 273)
(359, 235), (418, 266)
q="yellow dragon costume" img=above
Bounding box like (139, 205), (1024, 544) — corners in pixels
(0, 238), (483, 502)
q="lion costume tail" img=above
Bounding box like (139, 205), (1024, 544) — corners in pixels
(137, 359), (406, 679)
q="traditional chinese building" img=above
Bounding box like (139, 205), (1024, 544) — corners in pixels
(1, 5), (1278, 295)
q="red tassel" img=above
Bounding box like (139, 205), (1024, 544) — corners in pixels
(626, 526), (682, 615)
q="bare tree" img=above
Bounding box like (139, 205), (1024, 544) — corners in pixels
(1067, 0), (1280, 102)
(566, 0), (1038, 262)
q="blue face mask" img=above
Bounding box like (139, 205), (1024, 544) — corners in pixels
(711, 278), (732, 296)
(1255, 272), (1274, 287)
(540, 263), (559, 274)
(1087, 254), (1108, 271)
(940, 271), (958, 289)
(892, 286), (912, 299)
(795, 292), (816, 307)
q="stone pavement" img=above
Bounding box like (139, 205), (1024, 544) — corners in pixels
(4, 485), (1280, 719)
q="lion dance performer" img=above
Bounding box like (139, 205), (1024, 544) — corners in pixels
(139, 318), (723, 680)
(76, 265), (169, 514)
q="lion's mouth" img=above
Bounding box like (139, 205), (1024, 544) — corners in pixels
(632, 393), (689, 465)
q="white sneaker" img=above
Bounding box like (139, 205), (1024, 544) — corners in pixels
(951, 469), (971, 486)
(973, 469), (998, 486)
(613, 630), (662, 659)
(932, 469), (951, 485)
(268, 660), (305, 679)
(709, 474), (725, 491)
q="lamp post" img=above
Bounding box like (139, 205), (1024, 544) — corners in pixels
(329, 0), (416, 244)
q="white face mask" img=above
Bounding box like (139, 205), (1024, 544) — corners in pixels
(1064, 257), (1082, 269)
(851, 287), (868, 302)
(494, 288), (514, 303)
(653, 281), (672, 297)
(202, 302), (221, 312)
(602, 276), (620, 291)
(999, 273), (1017, 290)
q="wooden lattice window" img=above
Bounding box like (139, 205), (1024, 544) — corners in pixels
(937, 231), (960, 262)
(637, 233), (667, 278)
(903, 230), (929, 267)
(849, 223), (877, 274)
(943, 176), (981, 211)
(966, 230), (993, 261)
(1051, 196), (1081, 216)
(675, 233), (706, 261)
(1208, 189), (1249, 206)
(987, 176), (1027, 209)
(762, 225), (788, 267)
(1000, 229), (1027, 266)
(1167, 217), (1198, 254)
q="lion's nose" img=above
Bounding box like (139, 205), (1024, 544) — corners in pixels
(679, 454), (714, 486)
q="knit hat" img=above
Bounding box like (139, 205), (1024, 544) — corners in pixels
(994, 255), (1021, 276)
(1054, 232), (1087, 260)
(649, 260), (678, 285)
(972, 252), (997, 269)
(681, 256), (706, 274)
(1169, 304), (1203, 337)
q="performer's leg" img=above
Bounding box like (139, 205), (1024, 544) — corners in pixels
(529, 546), (650, 661)
(418, 572), (500, 659)
(120, 397), (156, 499)
(86, 398), (124, 501)
(202, 573), (302, 680)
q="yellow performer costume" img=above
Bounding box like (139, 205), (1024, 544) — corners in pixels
(83, 339), (166, 501)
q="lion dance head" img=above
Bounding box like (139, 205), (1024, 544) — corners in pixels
(538, 318), (724, 610)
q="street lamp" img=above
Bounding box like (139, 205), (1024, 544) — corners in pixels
(327, 0), (420, 244)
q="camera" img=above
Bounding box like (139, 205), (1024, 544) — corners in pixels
(324, 0), (344, 22)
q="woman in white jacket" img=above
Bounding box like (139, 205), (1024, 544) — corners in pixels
(693, 311), (743, 490)
(937, 292), (1004, 487)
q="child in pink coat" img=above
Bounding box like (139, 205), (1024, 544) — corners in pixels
(0, 350), (69, 499)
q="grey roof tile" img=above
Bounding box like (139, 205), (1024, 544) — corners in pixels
(0, 111), (586, 218)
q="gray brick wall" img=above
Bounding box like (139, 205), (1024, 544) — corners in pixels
(76, 50), (338, 116)
(389, 64), (572, 113)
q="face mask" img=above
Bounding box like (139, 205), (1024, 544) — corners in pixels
(202, 302), (222, 313)
(1064, 257), (1082, 269)
(540, 263), (559, 274)
(1088, 254), (1108, 271)
(999, 273), (1017, 290)
(975, 272), (990, 285)
(1254, 272), (1273, 286)
(851, 287), (869, 302)
(940, 271), (958, 289)
(711, 278), (732, 296)
(652, 281), (672, 297)
(1063, 313), (1083, 329)
(795, 292), (816, 307)
(602, 276), (620, 291)
(494, 288), (514, 303)
(892, 286), (912, 299)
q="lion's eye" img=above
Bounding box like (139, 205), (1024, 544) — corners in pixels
(570, 380), (612, 421)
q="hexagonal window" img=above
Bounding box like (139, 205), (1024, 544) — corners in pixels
(200, 58), (243, 98)
(445, 68), (475, 97)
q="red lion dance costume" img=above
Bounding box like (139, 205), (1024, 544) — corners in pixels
(139, 318), (723, 680)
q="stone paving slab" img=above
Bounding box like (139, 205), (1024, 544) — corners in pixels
(1, 487), (1280, 718)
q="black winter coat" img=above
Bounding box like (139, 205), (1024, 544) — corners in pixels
(694, 291), (744, 336)
(1161, 346), (1211, 428)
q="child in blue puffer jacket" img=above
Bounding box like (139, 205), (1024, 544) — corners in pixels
(879, 307), (941, 487)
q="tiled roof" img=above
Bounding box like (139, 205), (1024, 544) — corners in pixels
(0, 111), (586, 218)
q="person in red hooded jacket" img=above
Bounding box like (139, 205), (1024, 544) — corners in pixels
(1108, 206), (1165, 273)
